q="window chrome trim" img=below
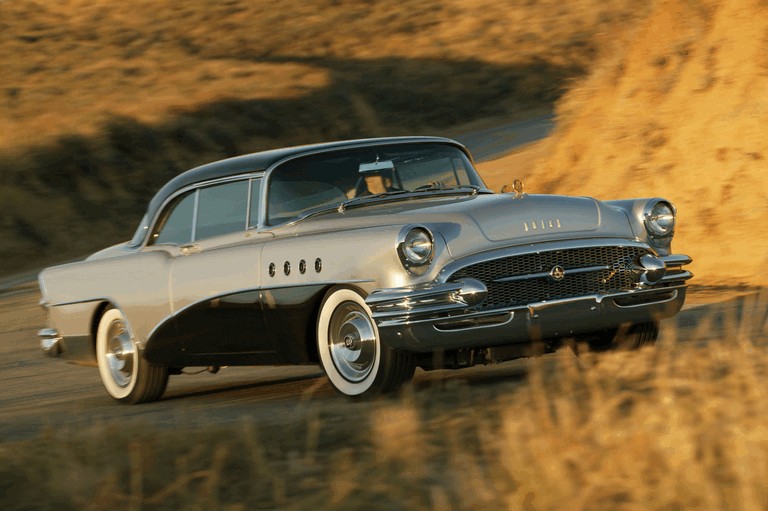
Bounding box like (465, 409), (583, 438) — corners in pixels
(190, 189), (200, 242)
(144, 171), (266, 248)
(248, 177), (264, 230)
(245, 179), (253, 231)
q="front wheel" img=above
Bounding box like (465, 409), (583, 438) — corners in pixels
(96, 308), (169, 404)
(317, 288), (414, 397)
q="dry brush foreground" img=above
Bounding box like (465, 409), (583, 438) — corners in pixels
(2, 290), (767, 511)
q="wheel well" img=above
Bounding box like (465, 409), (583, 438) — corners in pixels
(305, 294), (324, 363)
(90, 301), (112, 352)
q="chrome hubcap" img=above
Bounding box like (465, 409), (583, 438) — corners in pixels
(105, 320), (135, 388)
(328, 302), (377, 383)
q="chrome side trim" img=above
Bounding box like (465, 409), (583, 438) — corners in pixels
(374, 302), (470, 321)
(378, 310), (514, 330)
(366, 282), (463, 307)
(661, 254), (692, 267)
(613, 289), (679, 308)
(660, 270), (693, 283)
(48, 296), (114, 308)
(367, 278), (487, 319)
(434, 311), (514, 331)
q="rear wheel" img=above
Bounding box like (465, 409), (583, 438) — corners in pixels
(96, 308), (169, 404)
(317, 288), (414, 397)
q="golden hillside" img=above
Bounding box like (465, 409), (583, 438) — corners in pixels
(482, 0), (768, 286)
(0, 0), (641, 275)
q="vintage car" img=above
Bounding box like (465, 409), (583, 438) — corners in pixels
(38, 136), (692, 403)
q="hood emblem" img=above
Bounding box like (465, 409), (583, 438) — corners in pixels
(550, 265), (566, 281)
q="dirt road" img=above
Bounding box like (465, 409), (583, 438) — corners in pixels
(1, 282), (763, 442)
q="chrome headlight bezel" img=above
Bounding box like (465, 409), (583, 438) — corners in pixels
(643, 200), (676, 238)
(397, 226), (434, 275)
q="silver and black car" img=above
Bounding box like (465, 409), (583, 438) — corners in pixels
(38, 137), (692, 402)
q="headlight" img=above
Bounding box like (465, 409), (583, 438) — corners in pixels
(644, 200), (675, 237)
(398, 227), (434, 273)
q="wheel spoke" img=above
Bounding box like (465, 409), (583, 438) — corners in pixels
(328, 303), (377, 382)
(105, 321), (136, 388)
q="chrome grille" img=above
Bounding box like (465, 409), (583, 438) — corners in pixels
(448, 246), (649, 310)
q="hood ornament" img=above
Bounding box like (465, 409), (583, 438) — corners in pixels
(501, 179), (526, 199)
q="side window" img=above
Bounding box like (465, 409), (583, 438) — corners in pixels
(153, 192), (196, 245)
(195, 180), (248, 240)
(248, 178), (262, 228)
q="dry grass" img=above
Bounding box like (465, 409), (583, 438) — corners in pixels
(0, 0), (645, 276)
(1, 0), (640, 147)
(483, 0), (768, 286)
(2, 291), (766, 510)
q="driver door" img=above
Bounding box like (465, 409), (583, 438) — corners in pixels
(148, 177), (277, 365)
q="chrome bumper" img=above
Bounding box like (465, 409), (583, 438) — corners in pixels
(38, 328), (62, 357)
(366, 253), (692, 352)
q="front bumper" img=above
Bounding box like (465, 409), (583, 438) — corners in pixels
(366, 254), (692, 352)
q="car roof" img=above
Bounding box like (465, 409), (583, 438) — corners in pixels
(145, 136), (471, 226)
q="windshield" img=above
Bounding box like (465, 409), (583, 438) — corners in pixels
(266, 143), (485, 225)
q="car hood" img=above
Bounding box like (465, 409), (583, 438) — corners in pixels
(290, 193), (634, 258)
(440, 193), (605, 241)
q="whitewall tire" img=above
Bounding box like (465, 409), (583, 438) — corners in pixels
(317, 288), (414, 397)
(96, 308), (168, 404)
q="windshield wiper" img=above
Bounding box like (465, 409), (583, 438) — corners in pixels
(335, 185), (487, 213)
(336, 190), (409, 212)
(413, 184), (487, 195)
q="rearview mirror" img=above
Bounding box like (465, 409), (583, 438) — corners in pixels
(359, 160), (395, 174)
